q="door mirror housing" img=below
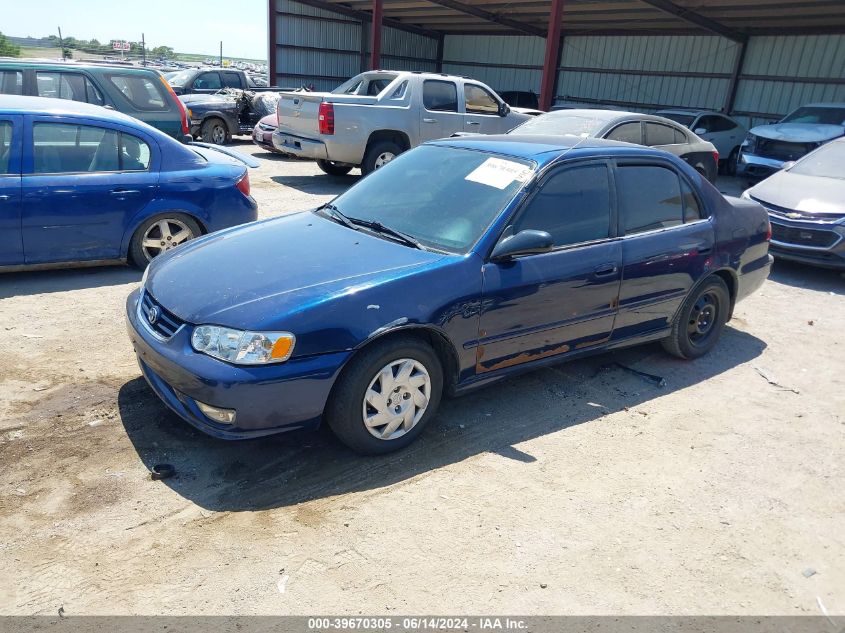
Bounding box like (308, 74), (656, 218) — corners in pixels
(498, 101), (511, 117)
(491, 230), (554, 261)
(780, 161), (796, 171)
(694, 127), (707, 136)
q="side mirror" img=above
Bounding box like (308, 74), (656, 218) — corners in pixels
(781, 161), (796, 171)
(694, 127), (707, 135)
(491, 229), (554, 261)
(498, 101), (511, 117)
(181, 134), (194, 144)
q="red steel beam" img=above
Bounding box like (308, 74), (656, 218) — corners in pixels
(539, 0), (565, 111)
(371, 0), (384, 69)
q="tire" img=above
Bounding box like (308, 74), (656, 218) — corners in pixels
(316, 159), (353, 177)
(662, 276), (730, 360)
(129, 214), (202, 269)
(326, 336), (443, 455)
(726, 147), (739, 176)
(361, 140), (402, 176)
(201, 118), (229, 145)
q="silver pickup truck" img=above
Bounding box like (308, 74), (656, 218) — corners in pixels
(272, 70), (531, 175)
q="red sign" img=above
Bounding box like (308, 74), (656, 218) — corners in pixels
(112, 41), (131, 51)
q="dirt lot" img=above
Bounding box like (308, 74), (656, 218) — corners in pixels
(1, 141), (843, 616)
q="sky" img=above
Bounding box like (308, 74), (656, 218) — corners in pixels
(2, 0), (267, 60)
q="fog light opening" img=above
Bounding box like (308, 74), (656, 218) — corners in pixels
(196, 401), (237, 425)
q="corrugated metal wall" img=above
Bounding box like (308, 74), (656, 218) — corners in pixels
(273, 0), (437, 91)
(557, 35), (740, 112)
(442, 35), (544, 92)
(733, 34), (845, 125)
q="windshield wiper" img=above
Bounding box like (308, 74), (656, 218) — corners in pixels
(318, 203), (357, 230)
(347, 218), (426, 250)
(318, 203), (425, 250)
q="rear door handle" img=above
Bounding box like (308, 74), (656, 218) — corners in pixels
(593, 263), (618, 278)
(110, 188), (140, 195)
(680, 241), (712, 255)
(0, 194), (10, 201)
(423, 118), (437, 124)
(467, 121), (480, 126)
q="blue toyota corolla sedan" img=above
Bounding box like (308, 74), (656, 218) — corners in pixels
(127, 135), (772, 454)
(0, 96), (258, 270)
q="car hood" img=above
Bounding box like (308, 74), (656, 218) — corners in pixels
(146, 211), (446, 330)
(750, 171), (845, 215)
(749, 122), (845, 143)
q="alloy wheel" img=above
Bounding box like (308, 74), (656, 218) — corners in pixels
(141, 219), (195, 261)
(374, 152), (395, 169)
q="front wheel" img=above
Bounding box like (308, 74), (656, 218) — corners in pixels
(662, 277), (730, 360)
(326, 336), (443, 454)
(316, 159), (353, 176)
(129, 214), (201, 269)
(726, 147), (739, 176)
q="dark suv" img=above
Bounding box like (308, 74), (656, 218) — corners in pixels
(0, 61), (189, 138)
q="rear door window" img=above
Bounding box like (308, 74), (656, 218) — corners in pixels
(33, 122), (150, 173)
(606, 122), (642, 144)
(423, 80), (458, 113)
(0, 70), (23, 96)
(221, 72), (242, 89)
(36, 71), (104, 105)
(645, 122), (678, 146)
(617, 164), (684, 235)
(0, 121), (12, 174)
(107, 74), (168, 111)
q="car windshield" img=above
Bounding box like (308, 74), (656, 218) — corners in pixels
(510, 112), (610, 137)
(322, 145), (534, 253)
(790, 142), (845, 179)
(781, 106), (845, 126)
(166, 70), (194, 87)
(659, 112), (696, 127)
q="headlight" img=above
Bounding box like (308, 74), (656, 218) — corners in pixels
(191, 326), (295, 365)
(741, 133), (757, 152)
(141, 264), (150, 288)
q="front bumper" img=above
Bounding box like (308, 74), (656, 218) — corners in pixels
(271, 130), (329, 160)
(125, 288), (351, 439)
(767, 218), (845, 270)
(252, 127), (280, 152)
(736, 151), (784, 180)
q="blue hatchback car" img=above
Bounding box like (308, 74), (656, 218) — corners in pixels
(0, 96), (258, 270)
(127, 135), (772, 454)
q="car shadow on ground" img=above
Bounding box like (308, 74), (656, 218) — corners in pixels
(118, 327), (766, 512)
(0, 265), (141, 299)
(767, 259), (845, 296)
(270, 174), (359, 195)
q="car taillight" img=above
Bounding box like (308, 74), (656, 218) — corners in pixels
(713, 150), (719, 164)
(236, 171), (251, 197)
(765, 219), (772, 242)
(318, 102), (334, 135)
(159, 74), (190, 136)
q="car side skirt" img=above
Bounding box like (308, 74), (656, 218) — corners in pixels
(0, 258), (127, 273)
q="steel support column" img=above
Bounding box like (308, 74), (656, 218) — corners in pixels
(371, 0), (383, 70)
(724, 39), (747, 114)
(539, 0), (565, 111)
(268, 0), (277, 84)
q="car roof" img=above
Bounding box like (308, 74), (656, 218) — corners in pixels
(429, 134), (670, 165)
(0, 95), (166, 131)
(0, 58), (159, 75)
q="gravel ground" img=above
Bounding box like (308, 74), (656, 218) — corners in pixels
(1, 140), (843, 616)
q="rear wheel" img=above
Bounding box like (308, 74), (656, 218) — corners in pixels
(662, 276), (730, 359)
(316, 159), (353, 176)
(129, 214), (201, 269)
(201, 118), (229, 145)
(726, 147), (739, 176)
(326, 336), (443, 454)
(361, 140), (402, 176)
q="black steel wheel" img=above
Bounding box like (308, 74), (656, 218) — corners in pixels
(662, 276), (730, 359)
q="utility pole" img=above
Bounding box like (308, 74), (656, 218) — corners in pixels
(142, 32), (146, 65)
(219, 41), (223, 67)
(57, 26), (64, 61)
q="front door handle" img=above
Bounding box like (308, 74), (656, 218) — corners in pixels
(593, 263), (618, 278)
(0, 194), (10, 201)
(423, 118), (437, 124)
(110, 188), (140, 195)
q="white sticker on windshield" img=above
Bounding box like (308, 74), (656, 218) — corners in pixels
(465, 157), (532, 189)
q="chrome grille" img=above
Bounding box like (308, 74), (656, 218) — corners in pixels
(753, 196), (845, 224)
(139, 290), (185, 340)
